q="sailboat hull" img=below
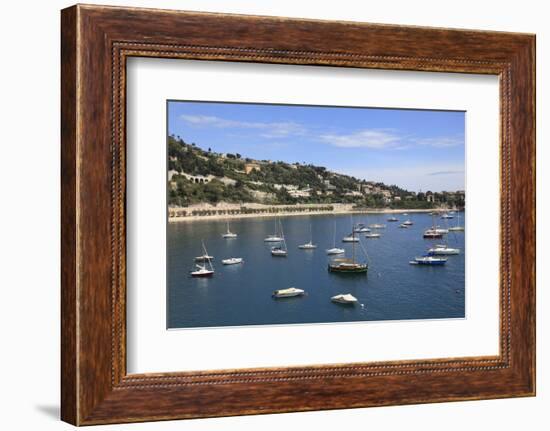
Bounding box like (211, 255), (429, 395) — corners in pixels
(328, 263), (368, 274)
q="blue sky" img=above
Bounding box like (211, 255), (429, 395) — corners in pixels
(168, 101), (465, 192)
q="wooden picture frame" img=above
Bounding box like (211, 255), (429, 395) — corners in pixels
(61, 4), (535, 425)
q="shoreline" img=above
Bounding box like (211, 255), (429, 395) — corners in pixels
(169, 207), (442, 223)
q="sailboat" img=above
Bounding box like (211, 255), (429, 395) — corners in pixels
(222, 220), (237, 238)
(343, 215), (360, 242)
(271, 219), (288, 256)
(329, 230), (368, 274)
(448, 211), (465, 232)
(428, 217), (460, 254)
(191, 241), (215, 277)
(264, 218), (284, 242)
(423, 213), (447, 238)
(299, 222), (317, 249)
(326, 219), (345, 255)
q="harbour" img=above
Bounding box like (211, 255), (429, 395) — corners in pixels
(168, 211), (465, 329)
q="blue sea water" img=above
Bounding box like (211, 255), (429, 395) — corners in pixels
(167, 213), (465, 329)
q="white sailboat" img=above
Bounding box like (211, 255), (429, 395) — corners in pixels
(326, 220), (345, 255)
(299, 222), (317, 249)
(222, 220), (237, 238)
(271, 219), (288, 256)
(264, 218), (284, 242)
(448, 211), (465, 232)
(191, 241), (214, 277)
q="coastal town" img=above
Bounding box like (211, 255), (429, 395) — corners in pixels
(167, 135), (465, 221)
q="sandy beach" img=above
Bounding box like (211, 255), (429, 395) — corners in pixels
(168, 205), (440, 223)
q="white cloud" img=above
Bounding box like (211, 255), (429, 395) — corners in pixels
(319, 129), (401, 149)
(180, 114), (306, 138)
(413, 136), (464, 148)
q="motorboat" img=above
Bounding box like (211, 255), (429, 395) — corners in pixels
(428, 245), (460, 255)
(272, 287), (305, 298)
(409, 255), (448, 265)
(364, 233), (381, 238)
(331, 294), (358, 305)
(326, 247), (345, 255)
(342, 235), (359, 242)
(221, 257), (243, 265)
(368, 223), (386, 229)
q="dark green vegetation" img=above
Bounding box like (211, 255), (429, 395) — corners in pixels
(168, 135), (465, 209)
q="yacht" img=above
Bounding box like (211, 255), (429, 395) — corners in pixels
(221, 257), (243, 265)
(331, 294), (358, 305)
(409, 255), (448, 265)
(272, 287), (305, 298)
(222, 220), (237, 238)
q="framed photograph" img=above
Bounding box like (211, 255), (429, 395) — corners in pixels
(61, 4), (536, 425)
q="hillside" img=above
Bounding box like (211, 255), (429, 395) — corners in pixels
(167, 135), (460, 209)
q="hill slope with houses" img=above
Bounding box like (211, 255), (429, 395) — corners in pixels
(168, 135), (464, 209)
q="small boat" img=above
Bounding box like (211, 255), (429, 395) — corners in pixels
(299, 223), (317, 249)
(329, 230), (368, 274)
(365, 233), (381, 238)
(271, 220), (288, 256)
(448, 211), (465, 232)
(194, 254), (214, 262)
(264, 235), (284, 242)
(328, 258), (368, 273)
(353, 223), (371, 233)
(387, 216), (399, 222)
(424, 214), (448, 238)
(221, 257), (243, 265)
(191, 241), (214, 276)
(441, 213), (454, 219)
(271, 246), (288, 256)
(272, 287), (305, 298)
(354, 226), (371, 233)
(342, 234), (360, 243)
(399, 223), (409, 228)
(331, 294), (358, 305)
(368, 223), (386, 229)
(402, 213), (409, 216)
(423, 230), (443, 239)
(403, 220), (413, 226)
(222, 220), (237, 238)
(190, 264), (214, 277)
(327, 220), (345, 255)
(428, 245), (460, 255)
(409, 255), (448, 265)
(448, 226), (465, 232)
(264, 218), (284, 242)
